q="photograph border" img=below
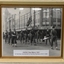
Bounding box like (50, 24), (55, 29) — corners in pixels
(0, 2), (64, 59)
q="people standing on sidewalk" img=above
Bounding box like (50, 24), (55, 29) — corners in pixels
(50, 26), (58, 49)
(8, 29), (12, 45)
(5, 30), (8, 43)
(12, 29), (17, 47)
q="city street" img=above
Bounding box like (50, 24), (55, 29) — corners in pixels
(2, 8), (62, 57)
(2, 39), (61, 56)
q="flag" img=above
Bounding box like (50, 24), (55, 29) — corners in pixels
(26, 16), (32, 26)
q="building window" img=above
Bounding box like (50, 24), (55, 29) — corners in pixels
(53, 8), (61, 27)
(43, 8), (49, 18)
(43, 8), (50, 26)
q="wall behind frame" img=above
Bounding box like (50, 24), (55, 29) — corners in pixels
(0, 1), (64, 62)
(0, 62), (64, 64)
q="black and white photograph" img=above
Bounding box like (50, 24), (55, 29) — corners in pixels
(2, 7), (62, 56)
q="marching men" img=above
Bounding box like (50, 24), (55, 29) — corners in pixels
(12, 29), (17, 47)
(4, 26), (58, 50)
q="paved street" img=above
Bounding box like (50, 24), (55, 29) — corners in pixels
(2, 39), (61, 56)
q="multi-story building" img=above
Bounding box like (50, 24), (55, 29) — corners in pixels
(2, 8), (62, 38)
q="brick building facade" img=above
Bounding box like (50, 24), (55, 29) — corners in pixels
(2, 8), (62, 36)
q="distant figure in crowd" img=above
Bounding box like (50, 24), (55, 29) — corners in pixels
(12, 29), (17, 47)
(27, 31), (30, 42)
(25, 29), (28, 43)
(29, 31), (32, 43)
(5, 30), (8, 43)
(51, 26), (58, 49)
(46, 28), (51, 45)
(41, 30), (44, 42)
(36, 30), (40, 43)
(8, 29), (12, 44)
(20, 30), (24, 43)
(31, 29), (36, 45)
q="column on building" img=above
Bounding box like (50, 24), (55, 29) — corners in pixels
(46, 8), (50, 28)
(50, 8), (53, 26)
(11, 15), (13, 30)
(31, 8), (34, 27)
(5, 8), (7, 31)
(39, 8), (43, 29)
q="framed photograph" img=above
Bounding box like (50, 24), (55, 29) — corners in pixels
(0, 3), (64, 58)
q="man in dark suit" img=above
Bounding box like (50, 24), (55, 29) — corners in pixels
(51, 26), (58, 49)
(31, 29), (36, 45)
(12, 29), (17, 47)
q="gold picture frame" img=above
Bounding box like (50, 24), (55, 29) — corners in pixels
(0, 1), (64, 61)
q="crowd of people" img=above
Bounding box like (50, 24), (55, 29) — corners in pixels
(3, 25), (58, 50)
